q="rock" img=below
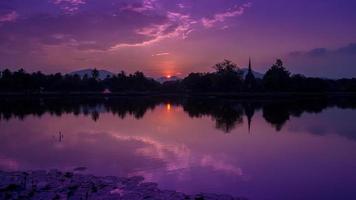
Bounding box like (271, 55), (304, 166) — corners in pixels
(36, 181), (49, 190)
(0, 170), (246, 200)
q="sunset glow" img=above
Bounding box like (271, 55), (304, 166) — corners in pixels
(0, 0), (355, 78)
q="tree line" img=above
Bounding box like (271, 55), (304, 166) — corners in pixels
(0, 59), (356, 93)
(1, 96), (356, 136)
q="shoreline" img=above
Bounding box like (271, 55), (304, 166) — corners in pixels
(0, 170), (247, 200)
(1, 91), (356, 99)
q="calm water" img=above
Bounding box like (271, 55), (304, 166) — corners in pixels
(1, 97), (356, 200)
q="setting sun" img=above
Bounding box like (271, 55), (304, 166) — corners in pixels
(166, 103), (171, 111)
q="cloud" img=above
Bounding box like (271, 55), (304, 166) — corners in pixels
(116, 0), (251, 49)
(51, 0), (86, 13)
(200, 155), (243, 176)
(0, 0), (254, 69)
(110, 134), (191, 173)
(289, 48), (328, 57)
(0, 11), (18, 22)
(111, 1), (251, 48)
(0, 0), (200, 53)
(111, 11), (196, 49)
(166, 11), (196, 39)
(287, 43), (356, 78)
(289, 43), (356, 58)
(110, 23), (176, 48)
(0, 5), (168, 52)
(110, 134), (244, 179)
(52, 0), (86, 5)
(152, 52), (170, 56)
(202, 2), (252, 28)
(120, 0), (157, 13)
(0, 0), (250, 53)
(336, 43), (356, 55)
(177, 3), (185, 9)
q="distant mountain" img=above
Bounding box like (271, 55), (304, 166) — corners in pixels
(68, 68), (263, 82)
(156, 76), (181, 83)
(240, 68), (264, 79)
(69, 69), (114, 80)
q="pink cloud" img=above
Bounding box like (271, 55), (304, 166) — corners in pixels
(121, 0), (157, 13)
(152, 52), (170, 56)
(52, 0), (86, 13)
(200, 155), (243, 176)
(110, 134), (191, 173)
(0, 11), (19, 23)
(110, 2), (251, 49)
(109, 135), (244, 179)
(202, 2), (252, 28)
(177, 3), (185, 9)
(111, 11), (196, 49)
(52, 0), (86, 5)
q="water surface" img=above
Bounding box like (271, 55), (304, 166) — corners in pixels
(0, 97), (356, 200)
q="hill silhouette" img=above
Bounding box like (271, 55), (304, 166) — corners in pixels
(0, 59), (355, 94)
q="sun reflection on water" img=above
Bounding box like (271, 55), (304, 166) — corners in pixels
(166, 103), (172, 112)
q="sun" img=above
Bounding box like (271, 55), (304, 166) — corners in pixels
(166, 75), (172, 79)
(166, 103), (171, 111)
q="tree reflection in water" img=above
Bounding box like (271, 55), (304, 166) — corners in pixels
(1, 96), (356, 135)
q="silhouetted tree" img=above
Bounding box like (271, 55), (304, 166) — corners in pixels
(92, 68), (99, 80)
(263, 103), (290, 131)
(290, 74), (331, 92)
(1, 58), (356, 94)
(263, 59), (291, 91)
(183, 98), (244, 133)
(213, 59), (239, 73)
(212, 60), (244, 92)
(182, 60), (245, 92)
(182, 73), (213, 92)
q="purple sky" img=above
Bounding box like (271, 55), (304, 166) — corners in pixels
(0, 0), (355, 78)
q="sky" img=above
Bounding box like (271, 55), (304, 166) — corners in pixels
(0, 0), (356, 78)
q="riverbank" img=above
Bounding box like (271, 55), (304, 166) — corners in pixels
(0, 170), (247, 200)
(1, 91), (356, 99)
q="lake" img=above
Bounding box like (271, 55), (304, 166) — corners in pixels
(0, 96), (356, 200)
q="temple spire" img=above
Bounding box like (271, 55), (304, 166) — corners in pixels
(248, 57), (252, 72)
(248, 115), (252, 133)
(245, 103), (254, 134)
(245, 56), (256, 91)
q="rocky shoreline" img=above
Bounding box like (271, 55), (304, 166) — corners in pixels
(0, 170), (247, 200)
